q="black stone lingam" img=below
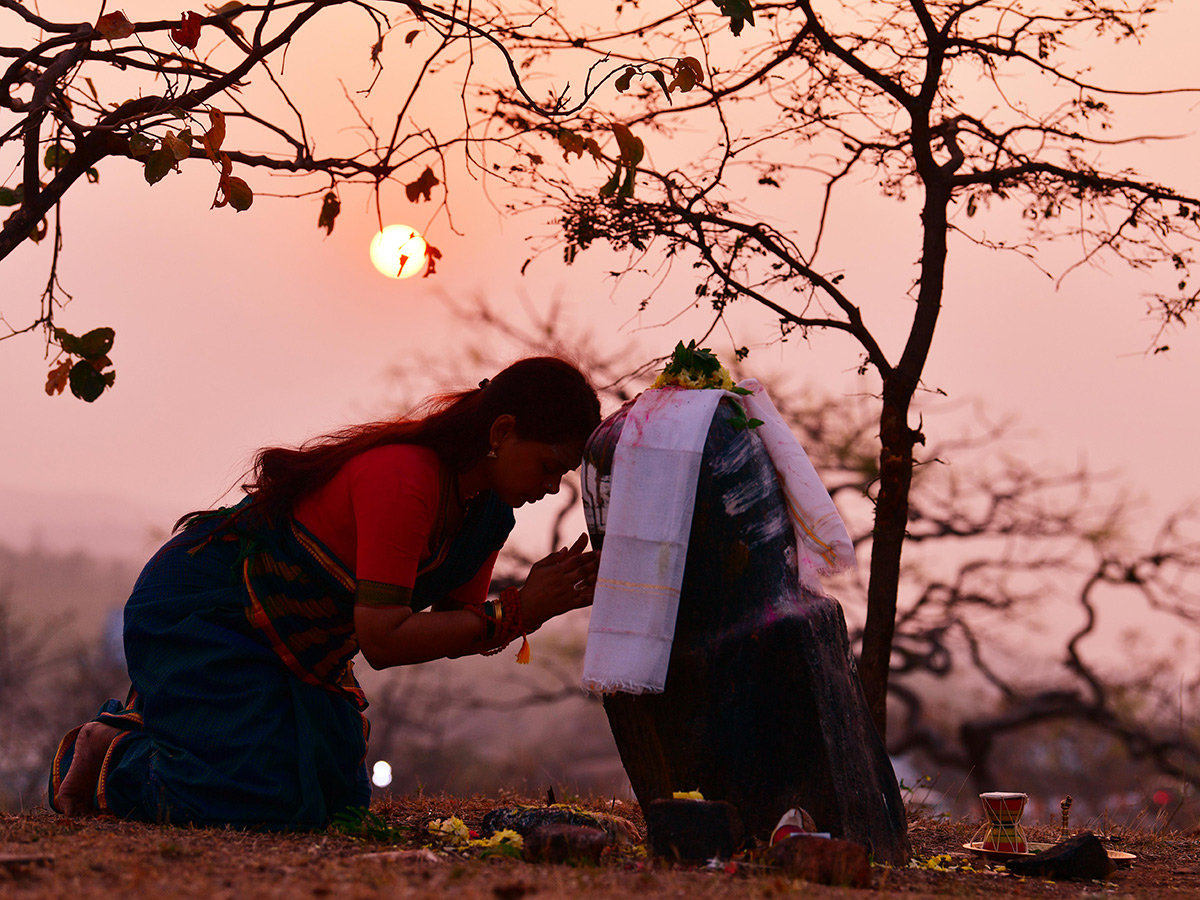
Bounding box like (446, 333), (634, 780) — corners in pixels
(582, 395), (910, 864)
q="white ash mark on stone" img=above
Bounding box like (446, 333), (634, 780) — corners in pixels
(716, 468), (770, 517)
(718, 475), (789, 547)
(707, 432), (756, 478)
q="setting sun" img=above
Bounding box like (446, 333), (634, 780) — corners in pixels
(369, 225), (428, 279)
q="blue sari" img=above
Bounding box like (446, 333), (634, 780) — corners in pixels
(50, 493), (514, 829)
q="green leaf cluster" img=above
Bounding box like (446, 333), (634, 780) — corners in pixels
(727, 407), (764, 431)
(661, 341), (762, 430)
(661, 339), (723, 379)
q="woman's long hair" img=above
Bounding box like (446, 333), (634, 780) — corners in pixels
(179, 357), (600, 529)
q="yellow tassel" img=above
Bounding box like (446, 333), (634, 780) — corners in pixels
(516, 634), (531, 664)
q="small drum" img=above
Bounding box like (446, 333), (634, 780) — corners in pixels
(980, 792), (1029, 853)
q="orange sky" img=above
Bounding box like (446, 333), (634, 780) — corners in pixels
(2, 1), (1199, 561)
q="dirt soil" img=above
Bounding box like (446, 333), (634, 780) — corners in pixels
(2, 793), (1198, 899)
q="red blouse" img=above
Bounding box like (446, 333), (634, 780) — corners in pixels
(293, 444), (496, 605)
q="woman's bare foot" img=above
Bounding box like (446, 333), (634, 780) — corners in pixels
(56, 722), (119, 816)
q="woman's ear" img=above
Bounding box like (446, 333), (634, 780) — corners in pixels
(488, 414), (518, 450)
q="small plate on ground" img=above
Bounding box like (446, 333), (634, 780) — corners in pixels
(963, 842), (1136, 866)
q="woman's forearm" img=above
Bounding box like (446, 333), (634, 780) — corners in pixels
(356, 606), (505, 668)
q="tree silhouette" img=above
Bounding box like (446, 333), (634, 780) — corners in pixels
(485, 0), (1200, 736)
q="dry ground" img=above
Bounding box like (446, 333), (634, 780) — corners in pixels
(2, 794), (1198, 899)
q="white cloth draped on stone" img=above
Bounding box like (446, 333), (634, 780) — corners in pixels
(581, 379), (856, 695)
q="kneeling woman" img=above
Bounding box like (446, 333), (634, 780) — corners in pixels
(50, 357), (601, 828)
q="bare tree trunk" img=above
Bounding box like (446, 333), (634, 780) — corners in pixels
(859, 166), (951, 739)
(860, 392), (916, 739)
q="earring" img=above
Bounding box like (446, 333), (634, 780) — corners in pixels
(487, 447), (498, 459)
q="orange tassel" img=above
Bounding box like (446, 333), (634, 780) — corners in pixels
(516, 634), (531, 664)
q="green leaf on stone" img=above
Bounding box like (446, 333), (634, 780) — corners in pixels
(663, 340), (722, 378)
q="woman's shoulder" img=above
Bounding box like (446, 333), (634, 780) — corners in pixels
(347, 443), (442, 484)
